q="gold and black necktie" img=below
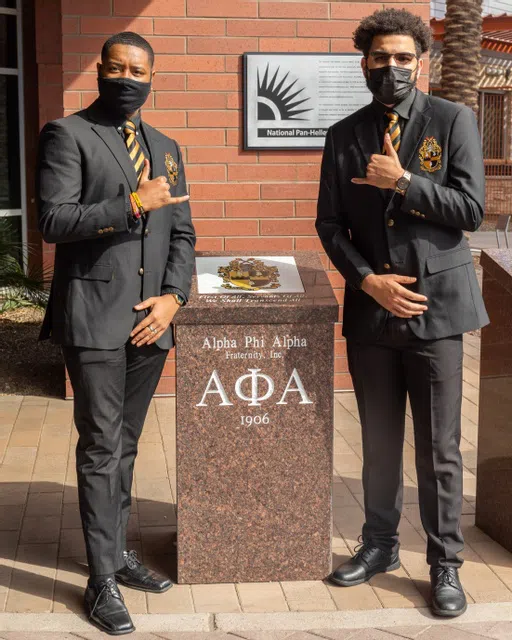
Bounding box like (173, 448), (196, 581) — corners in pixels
(123, 120), (146, 181)
(383, 111), (401, 154)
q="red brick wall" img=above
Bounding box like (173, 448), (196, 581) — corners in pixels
(34, 0), (64, 277)
(486, 177), (512, 220)
(34, 0), (430, 398)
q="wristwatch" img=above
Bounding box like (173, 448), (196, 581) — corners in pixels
(395, 170), (412, 196)
(170, 293), (184, 306)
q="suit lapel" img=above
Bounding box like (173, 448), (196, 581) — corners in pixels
(140, 120), (158, 180)
(399, 91), (432, 170)
(86, 100), (138, 192)
(91, 124), (138, 192)
(354, 106), (386, 202)
(142, 121), (180, 200)
(139, 121), (162, 223)
(354, 105), (380, 167)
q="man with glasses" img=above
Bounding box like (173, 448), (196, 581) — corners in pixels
(317, 9), (487, 618)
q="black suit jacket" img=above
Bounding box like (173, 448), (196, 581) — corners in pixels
(316, 90), (489, 342)
(37, 99), (196, 350)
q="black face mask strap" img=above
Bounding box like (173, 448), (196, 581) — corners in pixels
(410, 59), (420, 83)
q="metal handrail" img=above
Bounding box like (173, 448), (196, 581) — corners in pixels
(496, 214), (511, 248)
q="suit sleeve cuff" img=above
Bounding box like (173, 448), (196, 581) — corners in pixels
(401, 175), (427, 219)
(352, 268), (374, 291)
(161, 286), (188, 305)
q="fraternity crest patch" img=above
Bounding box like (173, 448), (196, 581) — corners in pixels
(165, 153), (178, 185)
(419, 137), (442, 173)
(218, 258), (280, 291)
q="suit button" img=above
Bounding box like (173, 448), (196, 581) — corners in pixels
(384, 263), (391, 270)
(138, 268), (144, 275)
(144, 228), (149, 236)
(387, 219), (395, 227)
(98, 229), (104, 234)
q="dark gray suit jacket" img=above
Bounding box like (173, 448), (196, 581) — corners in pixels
(316, 90), (489, 342)
(37, 99), (196, 350)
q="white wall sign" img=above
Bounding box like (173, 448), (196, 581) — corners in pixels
(244, 52), (373, 150)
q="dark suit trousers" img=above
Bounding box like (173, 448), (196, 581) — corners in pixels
(347, 317), (464, 568)
(63, 342), (168, 576)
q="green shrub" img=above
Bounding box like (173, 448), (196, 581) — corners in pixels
(0, 218), (51, 312)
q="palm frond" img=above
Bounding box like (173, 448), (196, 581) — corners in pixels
(0, 218), (51, 312)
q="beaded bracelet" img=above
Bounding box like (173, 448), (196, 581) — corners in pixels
(129, 193), (142, 221)
(131, 192), (145, 216)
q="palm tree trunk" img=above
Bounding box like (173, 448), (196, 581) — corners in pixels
(441, 0), (483, 114)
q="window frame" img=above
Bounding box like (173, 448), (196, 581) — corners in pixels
(0, 0), (27, 269)
(479, 89), (508, 161)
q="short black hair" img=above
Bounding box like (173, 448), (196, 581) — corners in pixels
(353, 9), (432, 58)
(101, 31), (155, 68)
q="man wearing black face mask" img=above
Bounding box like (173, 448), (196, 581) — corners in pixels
(317, 9), (488, 618)
(37, 32), (196, 635)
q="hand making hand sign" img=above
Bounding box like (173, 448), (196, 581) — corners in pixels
(351, 133), (405, 190)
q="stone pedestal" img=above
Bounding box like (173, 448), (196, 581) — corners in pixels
(476, 249), (512, 553)
(174, 251), (338, 584)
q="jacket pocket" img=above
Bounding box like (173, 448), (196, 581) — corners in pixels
(426, 248), (472, 274)
(68, 263), (113, 281)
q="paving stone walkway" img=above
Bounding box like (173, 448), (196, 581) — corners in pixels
(0, 333), (511, 633)
(1, 624), (512, 638)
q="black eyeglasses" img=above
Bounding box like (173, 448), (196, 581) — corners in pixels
(369, 52), (417, 67)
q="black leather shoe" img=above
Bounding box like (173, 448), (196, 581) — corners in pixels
(329, 540), (400, 587)
(115, 550), (173, 593)
(84, 577), (135, 636)
(430, 566), (467, 617)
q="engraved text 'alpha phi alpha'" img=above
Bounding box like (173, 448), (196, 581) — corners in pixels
(196, 368), (313, 407)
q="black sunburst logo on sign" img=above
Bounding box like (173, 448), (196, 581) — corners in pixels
(257, 64), (313, 121)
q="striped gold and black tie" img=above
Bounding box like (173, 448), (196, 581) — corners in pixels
(383, 111), (401, 154)
(123, 120), (146, 182)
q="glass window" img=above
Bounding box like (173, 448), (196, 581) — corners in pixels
(0, 14), (17, 69)
(0, 2), (17, 8)
(0, 74), (20, 209)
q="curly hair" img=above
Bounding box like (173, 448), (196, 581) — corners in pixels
(101, 32), (155, 68)
(353, 9), (432, 58)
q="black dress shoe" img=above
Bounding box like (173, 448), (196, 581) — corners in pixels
(329, 541), (400, 587)
(115, 550), (173, 593)
(430, 566), (467, 617)
(84, 577), (135, 636)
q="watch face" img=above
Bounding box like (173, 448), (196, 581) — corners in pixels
(397, 176), (410, 190)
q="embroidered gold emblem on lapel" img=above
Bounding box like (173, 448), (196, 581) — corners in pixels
(165, 152), (178, 185)
(419, 137), (442, 173)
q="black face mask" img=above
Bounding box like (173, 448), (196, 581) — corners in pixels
(97, 76), (151, 116)
(366, 65), (417, 105)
